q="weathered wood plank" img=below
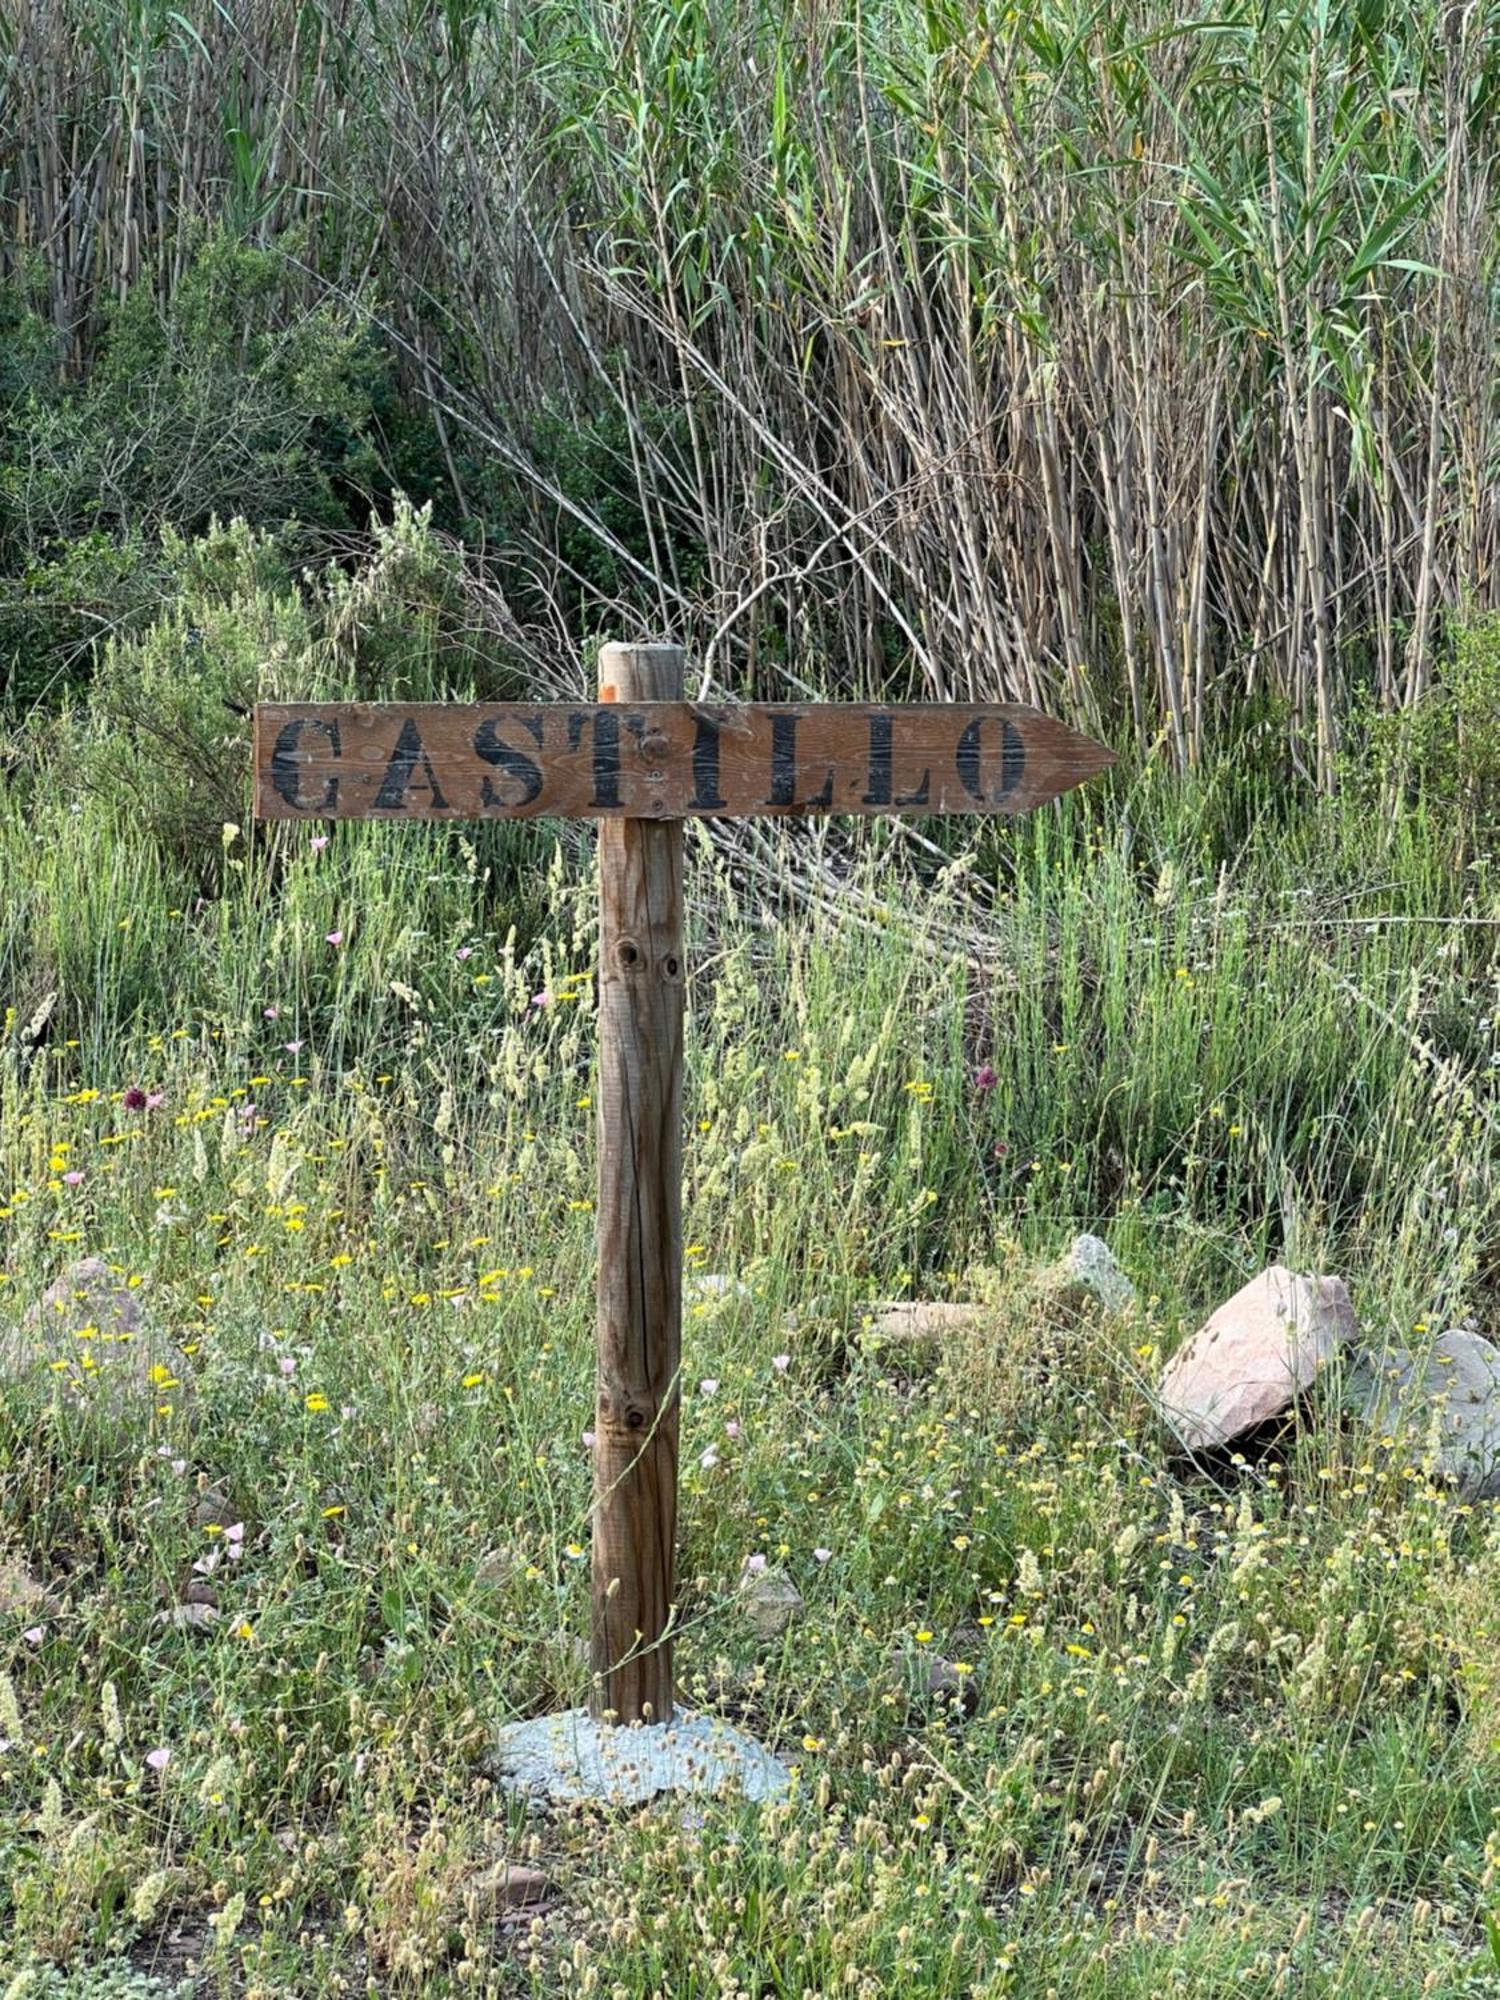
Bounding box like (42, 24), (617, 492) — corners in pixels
(253, 700), (1114, 822)
(589, 646), (684, 1724)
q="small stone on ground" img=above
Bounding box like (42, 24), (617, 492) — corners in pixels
(464, 1860), (551, 1912)
(737, 1560), (804, 1638)
(1041, 1234), (1137, 1316)
(8, 1257), (187, 1420)
(862, 1301), (984, 1344)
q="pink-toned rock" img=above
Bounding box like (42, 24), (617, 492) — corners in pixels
(1158, 1266), (1357, 1452)
(862, 1302), (985, 1342)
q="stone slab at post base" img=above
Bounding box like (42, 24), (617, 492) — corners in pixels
(493, 1708), (791, 1808)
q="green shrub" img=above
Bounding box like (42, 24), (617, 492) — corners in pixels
(1353, 614), (1500, 857)
(0, 233), (384, 711)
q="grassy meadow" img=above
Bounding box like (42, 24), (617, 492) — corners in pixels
(3, 572), (1500, 1992)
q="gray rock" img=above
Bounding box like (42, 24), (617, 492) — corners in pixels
(190, 1485), (239, 1531)
(493, 1707), (791, 1806)
(737, 1560), (804, 1639)
(1158, 1266), (1357, 1452)
(1347, 1329), (1500, 1500)
(1043, 1234), (1137, 1316)
(890, 1644), (972, 1704)
(8, 1258), (188, 1419)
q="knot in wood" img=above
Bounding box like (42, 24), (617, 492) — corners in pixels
(597, 1391), (660, 1434)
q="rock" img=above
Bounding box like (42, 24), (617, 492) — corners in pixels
(190, 1485), (238, 1531)
(1157, 1266), (1357, 1452)
(737, 1561), (804, 1640)
(464, 1861), (551, 1912)
(891, 1644), (967, 1702)
(1347, 1329), (1500, 1501)
(8, 1258), (187, 1420)
(862, 1302), (984, 1344)
(921, 1654), (964, 1698)
(153, 1602), (220, 1636)
(474, 1546), (520, 1591)
(493, 1706), (792, 1806)
(0, 1560), (57, 1622)
(1041, 1235), (1136, 1316)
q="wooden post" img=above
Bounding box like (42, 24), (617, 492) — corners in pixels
(590, 642), (685, 1723)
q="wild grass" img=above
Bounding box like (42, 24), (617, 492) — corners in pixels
(2, 676), (1500, 1992)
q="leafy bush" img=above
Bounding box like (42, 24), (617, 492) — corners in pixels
(15, 503), (539, 877)
(0, 1957), (193, 1999)
(0, 233), (383, 711)
(62, 521), (311, 861)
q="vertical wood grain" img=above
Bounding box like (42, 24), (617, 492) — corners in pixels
(590, 642), (685, 1723)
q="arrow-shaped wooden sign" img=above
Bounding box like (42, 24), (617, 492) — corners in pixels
(253, 700), (1113, 822)
(252, 647), (1115, 1736)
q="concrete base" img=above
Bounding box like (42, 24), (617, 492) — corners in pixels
(493, 1706), (793, 1807)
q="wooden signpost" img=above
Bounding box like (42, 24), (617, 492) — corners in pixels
(253, 643), (1113, 1729)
